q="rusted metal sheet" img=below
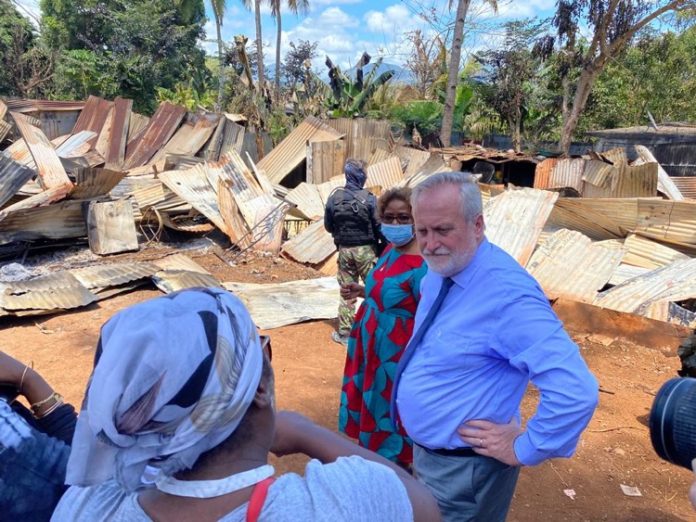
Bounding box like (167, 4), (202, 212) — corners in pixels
(308, 139), (346, 184)
(219, 118), (246, 157)
(223, 277), (339, 329)
(594, 258), (696, 321)
(285, 182), (324, 221)
(0, 185), (73, 217)
(0, 272), (96, 312)
(124, 102), (187, 169)
(0, 156), (35, 208)
(548, 198), (642, 240)
(71, 95), (114, 147)
(281, 219), (336, 264)
(580, 159), (614, 189)
(10, 112), (73, 190)
(0, 120), (11, 143)
(159, 167), (226, 231)
(670, 176), (696, 199)
(365, 156), (403, 192)
(634, 199), (696, 250)
(583, 162), (658, 198)
(55, 130), (97, 158)
(526, 229), (624, 303)
(151, 113), (220, 164)
(152, 270), (222, 294)
(621, 233), (689, 269)
(87, 200), (139, 255)
(403, 154), (451, 187)
(396, 146), (431, 178)
(4, 99), (85, 113)
(484, 188), (558, 267)
(131, 180), (189, 214)
(0, 201), (86, 245)
(70, 168), (127, 199)
(100, 97), (132, 170)
(257, 117), (344, 184)
(127, 113), (150, 142)
(534, 158), (585, 192)
(152, 253), (211, 274)
(70, 262), (158, 290)
(324, 118), (392, 160)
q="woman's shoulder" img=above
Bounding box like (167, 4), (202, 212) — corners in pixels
(51, 481), (146, 522)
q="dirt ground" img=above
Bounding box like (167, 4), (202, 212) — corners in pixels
(1, 247), (694, 521)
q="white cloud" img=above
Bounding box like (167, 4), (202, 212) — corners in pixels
(364, 4), (412, 34)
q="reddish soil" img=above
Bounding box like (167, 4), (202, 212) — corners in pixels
(1, 248), (694, 521)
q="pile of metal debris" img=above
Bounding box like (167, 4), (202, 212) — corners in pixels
(0, 95), (694, 337)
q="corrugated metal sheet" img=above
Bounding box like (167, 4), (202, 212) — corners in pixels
(402, 154), (450, 187)
(594, 258), (696, 320)
(599, 147), (629, 165)
(348, 137), (390, 163)
(101, 97), (132, 170)
(152, 269), (222, 294)
(151, 113), (220, 163)
(0, 184), (73, 216)
(0, 201), (86, 245)
(10, 112), (73, 190)
(548, 198), (642, 240)
(368, 148), (392, 166)
(55, 130), (97, 158)
(526, 229), (624, 303)
(608, 263), (650, 286)
(325, 118), (392, 141)
(2, 138), (33, 165)
(308, 139), (346, 184)
(37, 110), (81, 140)
(127, 113), (150, 142)
(219, 118), (245, 157)
(223, 277), (339, 329)
(484, 188), (559, 266)
(71, 95), (114, 147)
(652, 142), (696, 177)
(70, 168), (126, 199)
(285, 182), (325, 221)
(124, 102), (187, 169)
(152, 253), (211, 274)
(635, 199), (696, 249)
(131, 181), (189, 214)
(0, 100), (8, 119)
(396, 146), (432, 178)
(87, 200), (139, 255)
(317, 179), (343, 204)
(0, 272), (96, 311)
(159, 167), (226, 231)
(634, 145), (685, 200)
(4, 99), (85, 113)
(534, 158), (585, 192)
(621, 233), (689, 269)
(257, 117), (344, 184)
(70, 262), (158, 290)
(581, 160), (615, 190)
(670, 176), (696, 199)
(0, 156), (35, 208)
(365, 156), (403, 191)
(582, 162), (658, 198)
(0, 120), (11, 143)
(281, 219), (336, 264)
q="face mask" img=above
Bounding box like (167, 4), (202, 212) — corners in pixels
(381, 223), (414, 247)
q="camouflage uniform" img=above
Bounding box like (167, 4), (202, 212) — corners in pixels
(337, 245), (377, 337)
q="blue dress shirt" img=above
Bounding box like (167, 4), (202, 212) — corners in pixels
(396, 238), (599, 466)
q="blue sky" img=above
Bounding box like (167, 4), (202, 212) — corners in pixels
(16, 0), (558, 69)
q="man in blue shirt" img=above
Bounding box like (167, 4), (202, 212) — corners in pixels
(393, 172), (599, 521)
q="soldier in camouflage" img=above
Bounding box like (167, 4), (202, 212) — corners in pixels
(324, 159), (380, 346)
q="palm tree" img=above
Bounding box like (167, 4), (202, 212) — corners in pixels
(210, 0), (227, 110)
(269, 0), (309, 103)
(440, 0), (497, 147)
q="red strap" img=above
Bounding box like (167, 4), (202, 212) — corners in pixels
(246, 477), (275, 522)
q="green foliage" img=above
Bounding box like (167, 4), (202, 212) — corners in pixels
(390, 100), (443, 136)
(156, 82), (216, 111)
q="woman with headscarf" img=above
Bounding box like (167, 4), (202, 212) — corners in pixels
(338, 186), (426, 470)
(51, 288), (440, 522)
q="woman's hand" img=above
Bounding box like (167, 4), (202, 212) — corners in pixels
(0, 351), (55, 413)
(340, 282), (364, 300)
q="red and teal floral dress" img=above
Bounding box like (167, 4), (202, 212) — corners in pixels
(338, 245), (427, 468)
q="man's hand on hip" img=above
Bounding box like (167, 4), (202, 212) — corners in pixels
(457, 418), (523, 466)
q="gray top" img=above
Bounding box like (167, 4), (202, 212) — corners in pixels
(51, 456), (413, 521)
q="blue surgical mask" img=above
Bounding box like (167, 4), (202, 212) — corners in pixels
(381, 223), (414, 247)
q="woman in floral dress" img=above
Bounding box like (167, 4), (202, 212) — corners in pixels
(338, 186), (427, 468)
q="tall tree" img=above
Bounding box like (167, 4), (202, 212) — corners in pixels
(270, 0), (309, 103)
(210, 0), (227, 109)
(441, 0), (497, 147)
(548, 0), (696, 154)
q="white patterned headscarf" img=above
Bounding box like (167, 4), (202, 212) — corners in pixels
(65, 288), (264, 491)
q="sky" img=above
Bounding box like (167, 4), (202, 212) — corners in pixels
(15, 0), (558, 70)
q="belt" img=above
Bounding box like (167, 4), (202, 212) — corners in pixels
(418, 445), (478, 457)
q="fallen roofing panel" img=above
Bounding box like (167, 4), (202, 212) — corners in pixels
(396, 146), (432, 178)
(634, 199), (696, 250)
(159, 167), (226, 231)
(621, 233), (689, 269)
(285, 182), (324, 221)
(0, 156), (36, 208)
(548, 198), (642, 240)
(582, 162), (658, 198)
(534, 158), (585, 192)
(403, 154), (451, 187)
(365, 156), (403, 192)
(70, 168), (127, 200)
(101, 97), (132, 170)
(70, 262), (159, 291)
(608, 263), (650, 286)
(0, 120), (11, 143)
(347, 137), (390, 163)
(150, 113), (220, 164)
(308, 139), (346, 184)
(55, 130), (98, 159)
(0, 185), (74, 217)
(594, 258), (696, 321)
(10, 112), (73, 190)
(281, 219), (336, 264)
(152, 253), (211, 274)
(0, 201), (86, 245)
(223, 277), (339, 329)
(152, 270), (222, 294)
(0, 100), (7, 120)
(526, 229), (624, 303)
(257, 116), (344, 184)
(4, 99), (85, 113)
(484, 188), (558, 266)
(634, 145), (684, 201)
(0, 272), (96, 311)
(87, 200), (139, 255)
(127, 113), (150, 142)
(670, 176), (696, 199)
(124, 102), (187, 169)
(71, 95), (114, 147)
(219, 118), (246, 157)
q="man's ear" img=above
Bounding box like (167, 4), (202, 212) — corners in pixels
(474, 214), (485, 238)
(252, 373), (274, 409)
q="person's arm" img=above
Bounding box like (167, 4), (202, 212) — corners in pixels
(324, 196), (335, 234)
(272, 411), (441, 522)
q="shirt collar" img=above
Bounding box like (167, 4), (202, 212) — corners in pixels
(449, 237), (491, 289)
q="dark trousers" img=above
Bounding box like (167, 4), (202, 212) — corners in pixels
(414, 444), (520, 521)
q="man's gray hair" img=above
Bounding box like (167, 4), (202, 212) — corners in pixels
(411, 171), (483, 222)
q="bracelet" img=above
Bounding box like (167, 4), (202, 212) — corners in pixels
(34, 396), (64, 419)
(30, 392), (62, 414)
(19, 365), (29, 395)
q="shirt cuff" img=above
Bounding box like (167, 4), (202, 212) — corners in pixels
(513, 432), (545, 466)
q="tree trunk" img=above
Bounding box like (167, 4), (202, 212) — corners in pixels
(255, 0), (265, 91)
(440, 0), (471, 147)
(559, 66), (600, 155)
(275, 11), (282, 104)
(215, 12), (225, 111)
